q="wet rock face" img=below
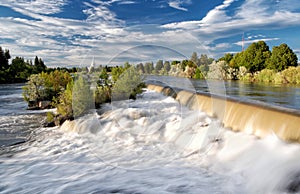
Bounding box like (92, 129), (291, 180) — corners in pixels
(286, 173), (300, 193)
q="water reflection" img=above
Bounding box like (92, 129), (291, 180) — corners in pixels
(146, 75), (300, 110)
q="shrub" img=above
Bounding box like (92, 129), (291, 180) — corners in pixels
(239, 73), (253, 82)
(46, 112), (55, 123)
(206, 61), (229, 80)
(112, 67), (145, 101)
(57, 80), (73, 118)
(281, 66), (300, 84)
(254, 69), (276, 83)
(95, 85), (111, 107)
(22, 71), (72, 104)
(22, 74), (46, 103)
(193, 67), (205, 79)
(274, 73), (284, 84)
(72, 75), (94, 117)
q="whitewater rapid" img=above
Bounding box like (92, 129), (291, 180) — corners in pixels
(1, 89), (300, 193)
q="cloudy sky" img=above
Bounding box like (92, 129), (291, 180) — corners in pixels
(0, 0), (300, 67)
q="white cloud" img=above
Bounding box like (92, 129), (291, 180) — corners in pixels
(118, 1), (136, 5)
(161, 0), (235, 30)
(1, 0), (300, 66)
(168, 0), (191, 12)
(0, 1), (129, 66)
(214, 43), (232, 50)
(0, 12), (202, 66)
(235, 38), (280, 46)
(82, 1), (123, 25)
(0, 0), (68, 14)
(294, 49), (300, 56)
(161, 20), (201, 30)
(163, 0), (300, 42)
(200, 0), (234, 24)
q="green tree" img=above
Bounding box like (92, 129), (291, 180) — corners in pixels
(10, 57), (32, 82)
(190, 52), (199, 66)
(155, 60), (163, 74)
(112, 66), (125, 82)
(136, 63), (145, 73)
(57, 80), (74, 118)
(22, 71), (72, 103)
(43, 70), (72, 100)
(181, 60), (189, 70)
(124, 62), (131, 69)
(0, 47), (10, 70)
(218, 53), (233, 64)
(112, 67), (145, 101)
(34, 56), (46, 73)
(98, 68), (110, 86)
(199, 54), (214, 66)
(171, 60), (180, 66)
(72, 75), (94, 117)
(22, 74), (46, 103)
(163, 61), (171, 72)
(144, 62), (154, 74)
(149, 62), (154, 73)
(267, 43), (298, 71)
(230, 52), (244, 68)
(193, 67), (205, 79)
(144, 63), (150, 74)
(99, 67), (108, 80)
(243, 41), (271, 73)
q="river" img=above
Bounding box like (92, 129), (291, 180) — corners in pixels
(146, 75), (300, 111)
(0, 82), (300, 193)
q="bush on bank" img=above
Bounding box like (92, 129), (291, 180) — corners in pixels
(23, 65), (145, 126)
(136, 41), (298, 85)
(237, 66), (300, 84)
(22, 70), (72, 108)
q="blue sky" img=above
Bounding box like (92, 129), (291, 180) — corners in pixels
(0, 0), (300, 67)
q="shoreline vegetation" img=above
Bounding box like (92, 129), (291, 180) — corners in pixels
(0, 40), (299, 125)
(22, 65), (145, 127)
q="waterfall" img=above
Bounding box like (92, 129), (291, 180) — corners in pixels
(148, 84), (300, 143)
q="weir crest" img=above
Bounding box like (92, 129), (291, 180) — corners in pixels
(147, 84), (300, 143)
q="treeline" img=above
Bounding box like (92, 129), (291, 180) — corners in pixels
(0, 46), (78, 84)
(23, 65), (145, 126)
(0, 46), (47, 83)
(134, 54), (214, 78)
(134, 41), (299, 84)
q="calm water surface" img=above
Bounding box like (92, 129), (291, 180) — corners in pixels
(146, 75), (300, 110)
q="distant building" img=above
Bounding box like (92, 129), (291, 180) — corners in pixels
(88, 56), (95, 73)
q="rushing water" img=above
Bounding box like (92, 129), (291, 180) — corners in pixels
(0, 84), (44, 149)
(0, 83), (300, 193)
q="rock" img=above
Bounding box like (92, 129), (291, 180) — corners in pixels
(27, 100), (39, 110)
(43, 121), (56, 128)
(38, 101), (51, 109)
(54, 115), (74, 126)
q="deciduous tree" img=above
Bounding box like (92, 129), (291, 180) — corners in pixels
(267, 43), (298, 71)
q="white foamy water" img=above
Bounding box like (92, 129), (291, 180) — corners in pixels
(0, 90), (300, 193)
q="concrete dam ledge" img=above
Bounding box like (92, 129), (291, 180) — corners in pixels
(147, 84), (300, 143)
